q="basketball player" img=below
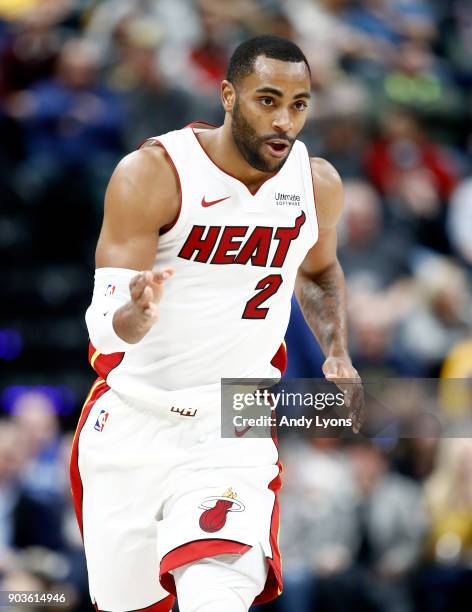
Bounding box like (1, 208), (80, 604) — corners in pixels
(70, 36), (364, 612)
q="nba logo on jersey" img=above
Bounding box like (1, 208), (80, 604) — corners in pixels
(105, 284), (115, 296)
(94, 409), (109, 432)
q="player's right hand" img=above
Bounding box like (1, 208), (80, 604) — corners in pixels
(129, 268), (175, 322)
(112, 268), (174, 344)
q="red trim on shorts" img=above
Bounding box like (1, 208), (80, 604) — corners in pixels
(70, 379), (110, 538)
(88, 342), (125, 381)
(159, 539), (252, 595)
(255, 459), (283, 604)
(270, 342), (288, 376)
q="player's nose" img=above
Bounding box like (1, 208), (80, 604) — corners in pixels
(272, 109), (293, 133)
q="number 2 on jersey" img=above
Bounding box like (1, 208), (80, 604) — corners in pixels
(242, 274), (283, 319)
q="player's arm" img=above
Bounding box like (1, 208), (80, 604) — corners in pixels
(86, 146), (179, 351)
(295, 158), (364, 432)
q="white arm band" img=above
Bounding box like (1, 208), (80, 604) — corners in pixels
(85, 267), (138, 354)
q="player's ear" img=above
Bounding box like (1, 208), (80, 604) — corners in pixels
(221, 80), (236, 112)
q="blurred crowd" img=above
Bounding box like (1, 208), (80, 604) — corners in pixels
(0, 0), (471, 610)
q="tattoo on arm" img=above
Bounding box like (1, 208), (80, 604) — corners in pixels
(297, 260), (348, 358)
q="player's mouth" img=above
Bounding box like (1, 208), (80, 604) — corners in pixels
(265, 139), (290, 158)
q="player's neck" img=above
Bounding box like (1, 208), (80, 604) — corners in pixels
(196, 124), (276, 194)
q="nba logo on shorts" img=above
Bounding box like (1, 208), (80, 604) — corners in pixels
(94, 410), (109, 432)
(105, 284), (116, 296)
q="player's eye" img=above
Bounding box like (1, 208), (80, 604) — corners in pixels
(259, 97), (274, 106)
(294, 100), (308, 111)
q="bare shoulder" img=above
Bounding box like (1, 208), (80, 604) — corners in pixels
(105, 145), (179, 230)
(310, 157), (344, 230)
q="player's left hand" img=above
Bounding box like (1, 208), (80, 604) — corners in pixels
(322, 356), (365, 433)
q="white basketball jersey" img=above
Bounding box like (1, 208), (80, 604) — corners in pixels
(97, 125), (318, 410)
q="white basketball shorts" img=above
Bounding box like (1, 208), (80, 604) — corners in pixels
(70, 378), (283, 612)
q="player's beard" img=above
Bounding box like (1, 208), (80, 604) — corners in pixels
(231, 97), (294, 173)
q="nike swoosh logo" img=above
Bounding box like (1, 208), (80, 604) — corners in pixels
(234, 425), (252, 438)
(201, 196), (230, 208)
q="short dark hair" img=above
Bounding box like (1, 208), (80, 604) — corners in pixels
(226, 35), (311, 86)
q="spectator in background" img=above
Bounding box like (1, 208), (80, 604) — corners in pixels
(11, 391), (61, 499)
(447, 177), (472, 266)
(10, 392), (65, 551)
(425, 439), (472, 561)
(104, 15), (203, 150)
(349, 298), (423, 378)
(338, 180), (412, 289)
(440, 336), (472, 424)
(277, 438), (357, 612)
(418, 438), (472, 611)
(0, 0), (73, 24)
(440, 0), (472, 86)
(285, 0), (391, 81)
(343, 0), (404, 45)
(342, 442), (427, 612)
(0, 9), (62, 98)
(158, 0), (279, 109)
(277, 439), (428, 612)
(365, 107), (461, 252)
(378, 38), (464, 117)
(184, 0), (234, 94)
(304, 78), (371, 177)
(390, 0), (436, 42)
(8, 37), (122, 171)
(85, 0), (200, 68)
(5, 37), (123, 261)
(57, 432), (89, 611)
(0, 421), (26, 552)
(365, 108), (460, 215)
(337, 179), (420, 377)
(399, 256), (471, 376)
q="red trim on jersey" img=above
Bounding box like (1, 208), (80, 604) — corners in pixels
(160, 539), (252, 594)
(88, 342), (125, 381)
(271, 342), (288, 376)
(309, 157), (319, 239)
(189, 127), (281, 197)
(185, 120), (218, 129)
(70, 379), (110, 538)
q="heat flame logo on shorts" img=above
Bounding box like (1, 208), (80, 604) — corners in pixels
(198, 488), (245, 533)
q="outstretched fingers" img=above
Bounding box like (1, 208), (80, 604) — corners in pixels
(152, 268), (175, 283)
